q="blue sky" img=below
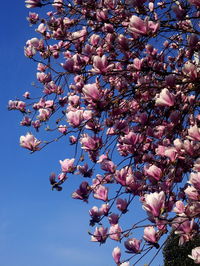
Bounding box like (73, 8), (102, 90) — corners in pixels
(0, 1), (164, 265)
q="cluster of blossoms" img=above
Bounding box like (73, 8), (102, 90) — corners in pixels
(11, 0), (200, 265)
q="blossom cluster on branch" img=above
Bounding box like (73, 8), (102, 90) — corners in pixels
(10, 0), (200, 265)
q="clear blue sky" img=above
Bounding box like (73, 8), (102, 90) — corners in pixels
(0, 1), (164, 265)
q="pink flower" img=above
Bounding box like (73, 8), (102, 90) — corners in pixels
(90, 34), (101, 46)
(58, 125), (67, 134)
(143, 226), (157, 243)
(172, 217), (195, 235)
(68, 95), (80, 107)
(93, 185), (108, 201)
(188, 247), (200, 264)
(72, 181), (90, 201)
(80, 134), (102, 151)
(120, 263), (130, 266)
(101, 159), (116, 173)
(115, 167), (128, 186)
(129, 16), (159, 37)
(193, 158), (200, 172)
(37, 108), (51, 121)
(182, 62), (198, 80)
(59, 158), (76, 173)
(143, 191), (165, 217)
(173, 200), (185, 214)
(109, 224), (122, 241)
(112, 247), (121, 264)
(145, 165), (162, 181)
(89, 206), (102, 222)
(124, 238), (142, 253)
(82, 83), (102, 102)
(36, 72), (51, 83)
(99, 203), (109, 215)
(116, 198), (128, 212)
(91, 226), (108, 243)
(20, 133), (41, 151)
(164, 147), (177, 162)
(184, 186), (199, 200)
(27, 12), (39, 24)
(25, 0), (42, 8)
(189, 172), (200, 190)
(188, 125), (200, 141)
(66, 110), (84, 127)
(155, 88), (175, 107)
(92, 55), (114, 74)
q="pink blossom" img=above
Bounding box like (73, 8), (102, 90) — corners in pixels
(124, 238), (142, 253)
(129, 16), (159, 37)
(23, 91), (30, 99)
(115, 167), (128, 186)
(172, 217), (195, 235)
(77, 163), (93, 178)
(27, 12), (39, 24)
(91, 226), (108, 243)
(58, 125), (67, 134)
(99, 203), (109, 215)
(143, 191), (165, 217)
(188, 125), (200, 141)
(173, 200), (185, 214)
(193, 158), (200, 172)
(173, 139), (183, 150)
(116, 198), (128, 212)
(25, 0), (42, 8)
(20, 133), (41, 151)
(20, 116), (31, 126)
(112, 247), (121, 264)
(8, 100), (26, 112)
(68, 95), (80, 107)
(93, 185), (108, 201)
(36, 23), (47, 34)
(80, 134), (102, 151)
(121, 131), (141, 145)
(155, 88), (175, 107)
(37, 108), (51, 121)
(182, 62), (198, 80)
(58, 172), (67, 181)
(69, 135), (77, 144)
(82, 83), (102, 102)
(108, 213), (119, 225)
(89, 34), (101, 46)
(59, 158), (76, 173)
(72, 181), (90, 201)
(184, 186), (199, 200)
(109, 224), (122, 241)
(143, 226), (157, 243)
(120, 263), (130, 266)
(145, 165), (162, 181)
(164, 147), (177, 162)
(66, 110), (84, 127)
(188, 247), (200, 264)
(89, 206), (102, 222)
(92, 55), (114, 74)
(189, 172), (200, 190)
(101, 159), (116, 173)
(36, 72), (51, 83)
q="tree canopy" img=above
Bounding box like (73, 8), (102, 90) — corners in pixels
(10, 0), (200, 265)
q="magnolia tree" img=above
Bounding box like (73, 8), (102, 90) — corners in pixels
(9, 0), (200, 265)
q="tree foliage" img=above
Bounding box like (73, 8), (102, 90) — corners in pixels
(163, 233), (200, 266)
(10, 0), (200, 265)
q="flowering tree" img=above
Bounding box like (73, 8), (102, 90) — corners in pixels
(9, 0), (200, 265)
